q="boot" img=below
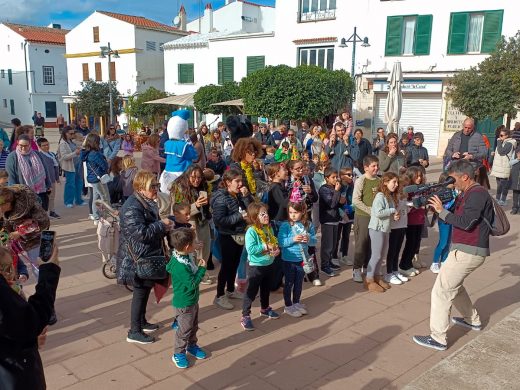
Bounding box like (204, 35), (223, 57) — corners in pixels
(365, 278), (385, 293)
(375, 275), (391, 290)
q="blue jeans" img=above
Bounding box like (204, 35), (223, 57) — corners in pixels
(63, 165), (83, 206)
(282, 261), (305, 307)
(432, 220), (452, 264)
(237, 247), (248, 280)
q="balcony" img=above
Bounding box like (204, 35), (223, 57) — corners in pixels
(298, 9), (336, 23)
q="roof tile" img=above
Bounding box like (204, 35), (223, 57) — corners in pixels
(4, 23), (68, 45)
(97, 11), (187, 34)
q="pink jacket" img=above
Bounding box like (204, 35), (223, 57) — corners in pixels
(141, 144), (165, 174)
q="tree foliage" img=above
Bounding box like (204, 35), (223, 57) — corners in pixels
(240, 65), (353, 121)
(194, 82), (241, 115)
(74, 80), (122, 120)
(448, 33), (520, 122)
(125, 87), (171, 127)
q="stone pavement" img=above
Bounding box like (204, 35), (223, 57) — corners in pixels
(22, 158), (520, 389)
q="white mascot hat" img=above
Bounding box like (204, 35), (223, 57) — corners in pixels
(167, 109), (190, 139)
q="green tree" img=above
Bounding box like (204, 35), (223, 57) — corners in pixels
(125, 87), (171, 127)
(448, 33), (520, 125)
(240, 65), (353, 121)
(194, 82), (241, 115)
(74, 80), (122, 122)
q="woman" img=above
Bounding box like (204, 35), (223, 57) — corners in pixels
(378, 133), (406, 174)
(210, 169), (253, 310)
(230, 137), (264, 197)
(5, 134), (51, 210)
(81, 133), (110, 224)
(198, 122), (211, 154)
(351, 129), (373, 173)
(208, 129), (224, 154)
(190, 131), (207, 170)
(117, 170), (172, 344)
(101, 125), (122, 164)
(303, 125), (324, 160)
(107, 157), (123, 205)
(58, 126), (84, 208)
(10, 125), (38, 152)
(141, 134), (165, 175)
(490, 129), (517, 205)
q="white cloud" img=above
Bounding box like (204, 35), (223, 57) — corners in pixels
(0, 0), (94, 24)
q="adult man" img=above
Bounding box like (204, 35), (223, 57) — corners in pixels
(254, 123), (276, 150)
(351, 129), (373, 173)
(278, 128), (303, 155)
(296, 121), (310, 144)
(56, 113), (65, 130)
(325, 122), (354, 171)
(443, 118), (487, 167)
(413, 159), (494, 351)
(372, 127), (385, 155)
(217, 121), (228, 140)
(34, 112), (45, 137)
(75, 117), (91, 138)
(511, 122), (520, 144)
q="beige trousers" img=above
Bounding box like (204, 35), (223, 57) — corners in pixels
(430, 249), (485, 345)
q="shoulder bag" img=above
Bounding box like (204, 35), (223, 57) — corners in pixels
(127, 243), (167, 280)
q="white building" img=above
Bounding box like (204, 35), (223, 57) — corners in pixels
(0, 23), (69, 127)
(65, 10), (188, 124)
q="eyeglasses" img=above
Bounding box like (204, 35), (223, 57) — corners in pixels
(246, 150), (257, 156)
(149, 183), (159, 190)
(287, 134), (295, 137)
(18, 143), (30, 148)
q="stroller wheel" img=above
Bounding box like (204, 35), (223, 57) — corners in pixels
(102, 262), (117, 279)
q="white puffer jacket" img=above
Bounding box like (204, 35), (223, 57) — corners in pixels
(491, 138), (517, 179)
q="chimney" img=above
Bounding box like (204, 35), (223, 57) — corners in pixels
(179, 4), (187, 31)
(203, 3), (213, 33)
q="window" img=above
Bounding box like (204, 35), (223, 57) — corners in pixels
(95, 62), (102, 81)
(246, 56), (265, 76)
(0, 69), (4, 78)
(9, 99), (15, 115)
(178, 63), (194, 84)
(385, 15), (433, 56)
(447, 10), (503, 54)
(82, 63), (89, 81)
(2, 99), (7, 108)
(45, 101), (57, 118)
(8, 69), (12, 85)
(146, 41), (156, 51)
(42, 66), (55, 85)
(93, 26), (99, 43)
(299, 0), (336, 22)
(298, 46), (334, 70)
(217, 57), (234, 85)
(109, 62), (116, 81)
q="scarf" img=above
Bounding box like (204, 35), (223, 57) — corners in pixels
(240, 161), (256, 195)
(172, 249), (198, 274)
(252, 225), (278, 246)
(15, 149), (46, 193)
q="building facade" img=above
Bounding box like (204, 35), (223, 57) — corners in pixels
(0, 23), (69, 128)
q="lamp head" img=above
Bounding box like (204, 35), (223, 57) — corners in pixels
(339, 38), (348, 48)
(99, 52), (106, 58)
(361, 37), (370, 47)
(113, 51), (120, 59)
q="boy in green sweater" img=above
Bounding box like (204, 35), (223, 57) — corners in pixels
(166, 228), (207, 369)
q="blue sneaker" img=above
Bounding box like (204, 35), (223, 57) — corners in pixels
(260, 307), (280, 319)
(241, 315), (255, 331)
(412, 335), (447, 351)
(171, 320), (179, 330)
(186, 344), (207, 359)
(172, 353), (189, 368)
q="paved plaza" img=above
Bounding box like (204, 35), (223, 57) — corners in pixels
(23, 158), (520, 390)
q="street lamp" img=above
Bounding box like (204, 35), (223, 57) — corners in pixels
(99, 42), (120, 126)
(338, 27), (370, 81)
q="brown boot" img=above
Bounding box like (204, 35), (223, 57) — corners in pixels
(375, 276), (391, 290)
(366, 278), (385, 293)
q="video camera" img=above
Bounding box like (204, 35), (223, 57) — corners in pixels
(403, 176), (455, 208)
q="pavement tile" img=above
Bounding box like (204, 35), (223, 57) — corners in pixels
(349, 311), (414, 343)
(142, 373), (205, 390)
(130, 350), (178, 381)
(290, 311), (352, 341)
(363, 285), (417, 308)
(62, 341), (148, 379)
(328, 297), (387, 323)
(43, 363), (79, 389)
(65, 364), (153, 390)
(225, 375), (282, 390)
(197, 325), (268, 357)
(41, 332), (103, 365)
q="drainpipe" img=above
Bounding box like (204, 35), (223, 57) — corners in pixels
(23, 40), (29, 90)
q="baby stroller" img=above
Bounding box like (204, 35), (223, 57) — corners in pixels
(95, 200), (120, 279)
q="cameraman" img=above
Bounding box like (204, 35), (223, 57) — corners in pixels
(413, 160), (493, 351)
(0, 246), (61, 390)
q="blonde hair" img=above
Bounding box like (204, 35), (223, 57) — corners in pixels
(122, 155), (136, 170)
(132, 170), (157, 192)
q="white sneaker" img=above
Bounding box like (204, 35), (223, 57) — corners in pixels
(88, 214), (95, 220)
(430, 263), (441, 274)
(399, 267), (417, 277)
(385, 273), (403, 285)
(214, 295), (234, 310)
(65, 204), (74, 208)
(394, 272), (409, 282)
(312, 279), (323, 286)
(226, 290), (244, 300)
(93, 220), (99, 226)
(353, 268), (364, 283)
(331, 258), (340, 266)
(411, 267), (421, 275)
(293, 302), (308, 315)
(345, 256), (354, 266)
(284, 305), (302, 318)
(200, 274), (213, 285)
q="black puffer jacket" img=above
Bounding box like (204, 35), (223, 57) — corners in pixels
(210, 188), (252, 235)
(117, 193), (167, 286)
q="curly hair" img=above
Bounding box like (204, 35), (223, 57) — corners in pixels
(231, 137), (263, 162)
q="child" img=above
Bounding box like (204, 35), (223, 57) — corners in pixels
(318, 167), (343, 276)
(121, 155), (138, 202)
(107, 157), (123, 205)
(37, 137), (61, 219)
(385, 174), (410, 285)
(0, 246), (25, 298)
(430, 172), (457, 274)
(278, 201), (317, 317)
(311, 160), (328, 232)
(0, 139), (9, 170)
(399, 166), (426, 277)
(352, 155), (381, 283)
(367, 172), (399, 293)
(264, 146), (276, 165)
(122, 134), (134, 156)
(241, 202), (280, 331)
(0, 170), (8, 186)
(275, 142), (290, 162)
(336, 167), (354, 266)
(166, 228), (207, 369)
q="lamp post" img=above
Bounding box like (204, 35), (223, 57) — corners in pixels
(339, 26), (370, 87)
(99, 42), (119, 126)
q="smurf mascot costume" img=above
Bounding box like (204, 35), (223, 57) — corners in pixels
(159, 109), (198, 192)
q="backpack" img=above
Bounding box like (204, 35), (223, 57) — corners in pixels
(483, 197), (510, 236)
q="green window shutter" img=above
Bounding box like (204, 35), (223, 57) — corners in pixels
(385, 16), (403, 56)
(481, 10), (503, 53)
(247, 56), (265, 76)
(178, 64), (194, 84)
(218, 58), (223, 85)
(8, 69), (12, 85)
(447, 12), (469, 54)
(414, 15), (433, 55)
(218, 57), (233, 84)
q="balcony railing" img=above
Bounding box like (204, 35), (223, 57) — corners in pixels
(299, 9), (336, 23)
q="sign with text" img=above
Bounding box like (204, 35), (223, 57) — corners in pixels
(444, 100), (466, 132)
(373, 80), (443, 93)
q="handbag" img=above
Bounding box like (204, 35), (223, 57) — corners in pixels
(127, 243), (167, 280)
(86, 154), (111, 184)
(231, 234), (245, 246)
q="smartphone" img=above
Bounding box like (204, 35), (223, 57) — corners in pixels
(39, 230), (56, 262)
(199, 191), (208, 199)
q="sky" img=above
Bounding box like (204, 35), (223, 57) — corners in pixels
(0, 0), (276, 29)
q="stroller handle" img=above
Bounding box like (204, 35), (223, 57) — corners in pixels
(95, 200), (119, 218)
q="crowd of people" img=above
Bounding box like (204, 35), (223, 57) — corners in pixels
(0, 111), (507, 386)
